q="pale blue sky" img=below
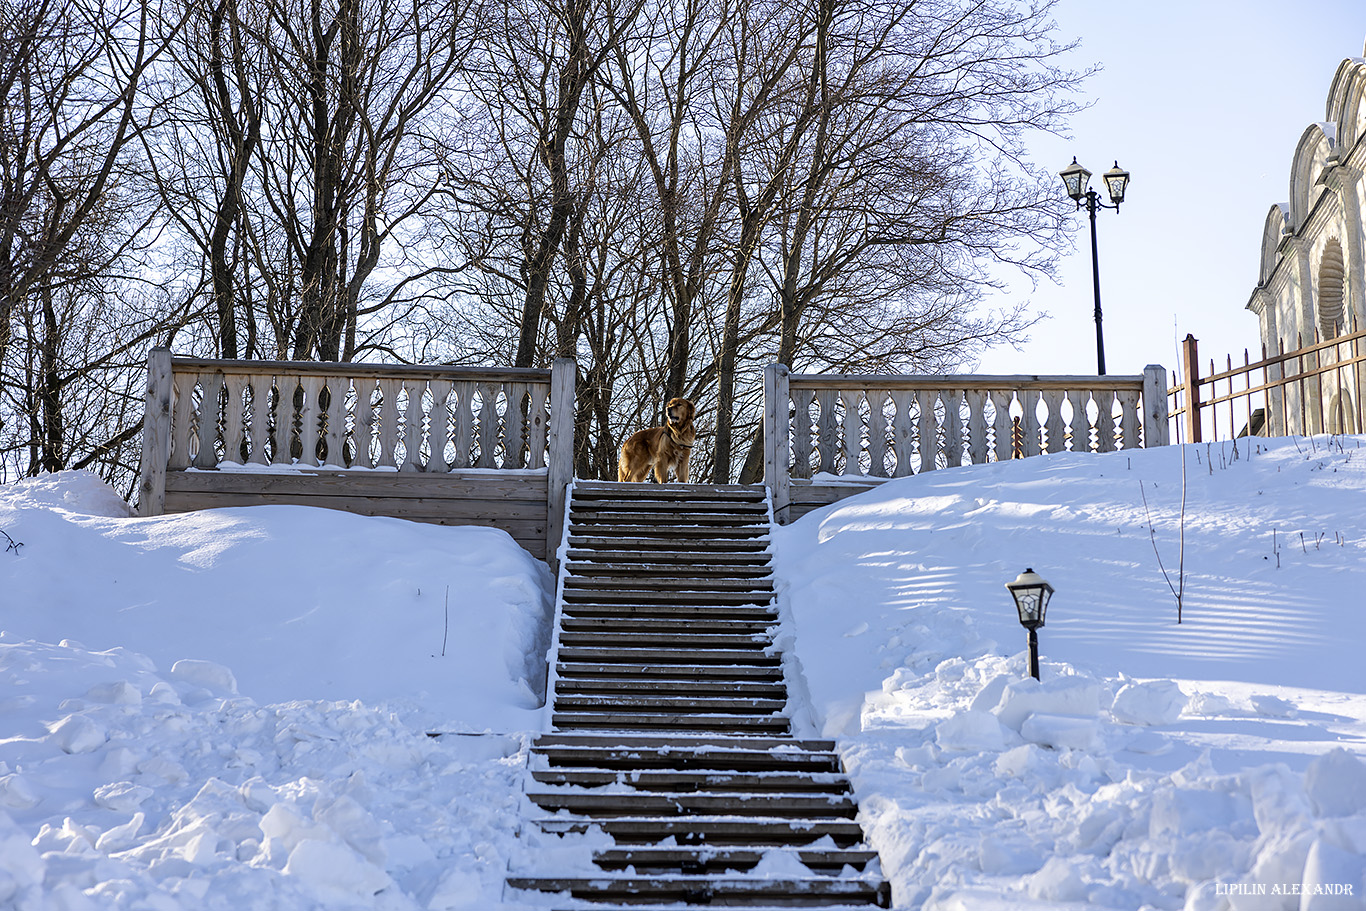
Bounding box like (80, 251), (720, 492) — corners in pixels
(977, 0), (1366, 382)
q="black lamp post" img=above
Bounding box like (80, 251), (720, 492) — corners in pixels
(1059, 158), (1131, 376)
(1005, 568), (1054, 680)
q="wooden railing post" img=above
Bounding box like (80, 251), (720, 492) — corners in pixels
(136, 347), (174, 516)
(1142, 364), (1170, 447)
(1181, 334), (1202, 442)
(546, 358), (576, 569)
(763, 363), (791, 524)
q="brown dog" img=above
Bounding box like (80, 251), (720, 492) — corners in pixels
(618, 398), (696, 483)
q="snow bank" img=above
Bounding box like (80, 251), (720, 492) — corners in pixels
(774, 438), (1366, 909)
(0, 471), (555, 732)
(0, 637), (530, 909)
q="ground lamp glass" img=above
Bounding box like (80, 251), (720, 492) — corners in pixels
(1058, 157), (1131, 376)
(1005, 568), (1054, 680)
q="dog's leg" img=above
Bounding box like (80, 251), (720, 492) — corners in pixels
(677, 452), (690, 483)
(652, 460), (668, 484)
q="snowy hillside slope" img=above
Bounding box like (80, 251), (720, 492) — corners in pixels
(774, 437), (1366, 910)
(0, 437), (1363, 909)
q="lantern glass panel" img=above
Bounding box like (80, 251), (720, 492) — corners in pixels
(1005, 568), (1054, 630)
(1059, 159), (1090, 201)
(1103, 163), (1130, 205)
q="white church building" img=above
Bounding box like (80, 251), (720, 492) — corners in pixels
(1248, 43), (1366, 434)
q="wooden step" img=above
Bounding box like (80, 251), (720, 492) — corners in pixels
(559, 603), (778, 620)
(563, 575), (775, 592)
(529, 769), (849, 793)
(560, 617), (776, 634)
(532, 745), (840, 774)
(556, 662), (784, 681)
(570, 491), (767, 504)
(564, 563), (774, 581)
(561, 591), (775, 606)
(553, 677), (786, 697)
(572, 481), (767, 499)
(569, 509), (768, 523)
(551, 712), (791, 733)
(524, 791), (857, 818)
(555, 647), (780, 665)
(588, 845), (876, 873)
(561, 590), (774, 607)
(505, 875), (890, 906)
(565, 524), (770, 538)
(567, 535), (771, 551)
(556, 631), (772, 650)
(566, 549), (772, 566)
(528, 906), (880, 911)
(532, 733), (835, 750)
(552, 694), (786, 714)
(534, 816), (867, 846)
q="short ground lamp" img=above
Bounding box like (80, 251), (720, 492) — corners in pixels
(1005, 568), (1054, 680)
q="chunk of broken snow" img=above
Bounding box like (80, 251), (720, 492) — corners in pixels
(47, 714), (105, 754)
(1020, 713), (1099, 751)
(992, 675), (1101, 731)
(1250, 693), (1297, 718)
(1300, 837), (1366, 910)
(935, 711), (1007, 752)
(1186, 691), (1236, 715)
(0, 775), (41, 811)
(1304, 748), (1366, 818)
(1149, 787), (1253, 839)
(284, 839), (391, 900)
(169, 659), (238, 695)
(1110, 679), (1186, 725)
(93, 781), (154, 813)
(84, 680), (142, 706)
(1023, 855), (1088, 902)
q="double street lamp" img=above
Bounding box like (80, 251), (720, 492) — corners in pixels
(1058, 158), (1131, 376)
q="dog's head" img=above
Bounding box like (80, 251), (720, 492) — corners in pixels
(665, 397), (695, 430)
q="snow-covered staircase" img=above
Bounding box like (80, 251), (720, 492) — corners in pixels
(505, 482), (892, 908)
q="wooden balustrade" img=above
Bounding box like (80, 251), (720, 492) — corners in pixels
(137, 350), (575, 564)
(764, 364), (1169, 523)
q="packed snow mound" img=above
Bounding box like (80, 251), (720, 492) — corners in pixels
(773, 437), (1366, 910)
(0, 637), (529, 909)
(0, 471), (555, 732)
(0, 469), (133, 519)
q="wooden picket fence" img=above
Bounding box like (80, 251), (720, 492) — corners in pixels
(137, 350), (575, 562)
(763, 364), (1169, 522)
(1169, 330), (1366, 442)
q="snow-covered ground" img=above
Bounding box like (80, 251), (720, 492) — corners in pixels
(775, 437), (1366, 911)
(0, 436), (1363, 909)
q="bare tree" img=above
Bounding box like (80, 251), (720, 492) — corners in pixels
(726, 0), (1084, 481)
(143, 0), (482, 362)
(0, 0), (194, 481)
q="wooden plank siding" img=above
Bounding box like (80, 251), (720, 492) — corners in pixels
(138, 351), (575, 566)
(763, 364), (1170, 524)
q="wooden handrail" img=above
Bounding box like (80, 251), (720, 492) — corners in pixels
(165, 356), (552, 383)
(788, 372), (1152, 391)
